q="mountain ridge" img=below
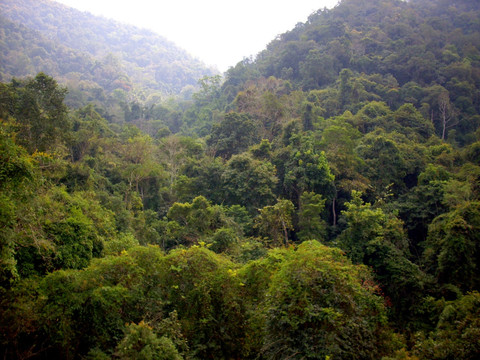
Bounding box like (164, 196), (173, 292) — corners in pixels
(0, 0), (217, 97)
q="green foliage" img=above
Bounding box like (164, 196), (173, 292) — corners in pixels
(358, 129), (427, 199)
(207, 227), (238, 253)
(282, 133), (335, 205)
(414, 291), (480, 359)
(104, 233), (139, 256)
(222, 153), (278, 212)
(393, 103), (435, 140)
(0, 0), (216, 98)
(115, 321), (182, 360)
(319, 119), (368, 195)
(338, 191), (388, 263)
(1, 73), (69, 153)
(297, 191), (328, 242)
(0, 119), (33, 188)
(254, 199), (295, 246)
(11, 184), (118, 277)
(424, 201), (480, 291)
(155, 246), (247, 358)
(207, 112), (258, 159)
(2, 0), (480, 358)
(339, 191), (429, 328)
(0, 120), (35, 287)
(262, 241), (390, 359)
(396, 164), (450, 248)
(165, 196), (237, 248)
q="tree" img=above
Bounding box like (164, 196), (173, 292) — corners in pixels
(0, 120), (35, 288)
(118, 134), (165, 209)
(300, 91), (325, 131)
(13, 73), (70, 153)
(207, 112), (258, 159)
(338, 191), (429, 328)
(115, 322), (182, 360)
(396, 164), (450, 252)
(438, 92), (458, 140)
(352, 101), (391, 134)
(69, 105), (113, 162)
(414, 292), (480, 360)
(255, 199), (294, 246)
(166, 196), (217, 247)
(282, 133), (335, 207)
(319, 119), (368, 222)
(180, 156), (226, 204)
(338, 191), (388, 264)
(262, 241), (390, 359)
(357, 129), (425, 200)
(157, 246), (247, 358)
(222, 153), (278, 213)
(393, 103), (434, 140)
(233, 77), (291, 140)
(424, 201), (480, 292)
(320, 121), (364, 192)
(300, 50), (336, 89)
(338, 68), (354, 108)
(297, 191), (327, 242)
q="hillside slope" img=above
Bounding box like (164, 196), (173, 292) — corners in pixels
(0, 0), (216, 96)
(222, 0), (480, 144)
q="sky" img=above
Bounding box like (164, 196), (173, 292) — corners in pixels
(55, 0), (339, 71)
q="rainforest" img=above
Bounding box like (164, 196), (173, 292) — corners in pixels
(1, 0), (480, 359)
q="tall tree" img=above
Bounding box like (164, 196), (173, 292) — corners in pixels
(255, 199), (294, 246)
(297, 191), (328, 242)
(207, 112), (258, 159)
(12, 73), (70, 153)
(424, 201), (480, 292)
(222, 153), (278, 213)
(438, 92), (458, 140)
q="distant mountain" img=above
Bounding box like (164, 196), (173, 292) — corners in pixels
(226, 0), (480, 91)
(0, 0), (217, 97)
(221, 0), (480, 143)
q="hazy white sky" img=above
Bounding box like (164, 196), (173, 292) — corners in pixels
(55, 0), (339, 71)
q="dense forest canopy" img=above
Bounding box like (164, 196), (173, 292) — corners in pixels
(1, 0), (480, 359)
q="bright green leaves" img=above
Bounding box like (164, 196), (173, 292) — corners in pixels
(262, 241), (389, 360)
(2, 239), (395, 359)
(165, 196), (242, 251)
(115, 321), (182, 360)
(297, 191), (328, 242)
(0, 119), (34, 189)
(338, 191), (387, 263)
(166, 196), (218, 246)
(255, 199), (295, 246)
(0, 121), (36, 287)
(14, 187), (117, 276)
(282, 133), (335, 205)
(156, 246), (246, 358)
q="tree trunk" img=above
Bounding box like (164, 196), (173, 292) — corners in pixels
(281, 219), (288, 246)
(332, 197), (337, 226)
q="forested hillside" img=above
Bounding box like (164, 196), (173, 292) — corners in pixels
(0, 0), (216, 99)
(1, 0), (480, 359)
